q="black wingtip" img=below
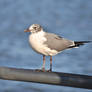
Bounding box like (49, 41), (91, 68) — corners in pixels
(68, 41), (91, 48)
(75, 41), (92, 43)
(74, 41), (92, 47)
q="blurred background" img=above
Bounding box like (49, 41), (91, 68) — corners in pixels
(0, 0), (92, 92)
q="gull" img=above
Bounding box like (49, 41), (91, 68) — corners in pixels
(24, 24), (91, 72)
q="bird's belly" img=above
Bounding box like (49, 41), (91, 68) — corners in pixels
(29, 38), (44, 54)
(29, 35), (58, 56)
(29, 34), (46, 55)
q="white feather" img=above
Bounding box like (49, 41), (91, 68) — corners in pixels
(29, 30), (58, 56)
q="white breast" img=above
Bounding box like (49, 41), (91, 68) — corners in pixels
(29, 31), (58, 56)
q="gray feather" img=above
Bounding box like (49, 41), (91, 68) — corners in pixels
(44, 33), (74, 51)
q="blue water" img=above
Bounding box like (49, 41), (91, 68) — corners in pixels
(0, 0), (92, 92)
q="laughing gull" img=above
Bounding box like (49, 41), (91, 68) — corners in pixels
(24, 24), (91, 72)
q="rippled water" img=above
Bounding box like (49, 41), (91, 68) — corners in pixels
(0, 0), (92, 92)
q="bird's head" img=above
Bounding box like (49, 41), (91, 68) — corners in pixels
(24, 24), (42, 33)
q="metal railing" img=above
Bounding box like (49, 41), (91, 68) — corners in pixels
(0, 67), (92, 89)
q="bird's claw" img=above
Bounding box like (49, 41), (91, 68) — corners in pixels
(35, 69), (52, 72)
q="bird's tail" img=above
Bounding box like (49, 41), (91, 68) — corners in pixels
(69, 41), (91, 48)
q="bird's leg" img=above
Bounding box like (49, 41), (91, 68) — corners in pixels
(42, 55), (46, 71)
(49, 56), (52, 72)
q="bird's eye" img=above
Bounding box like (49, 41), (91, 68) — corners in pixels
(33, 27), (37, 30)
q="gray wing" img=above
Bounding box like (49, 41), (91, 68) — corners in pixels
(44, 33), (74, 51)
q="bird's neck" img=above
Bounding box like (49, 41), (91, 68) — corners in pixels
(30, 30), (45, 37)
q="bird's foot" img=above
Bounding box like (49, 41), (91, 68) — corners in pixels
(35, 69), (43, 72)
(47, 69), (52, 72)
(35, 68), (52, 72)
(35, 68), (46, 72)
(41, 68), (52, 72)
